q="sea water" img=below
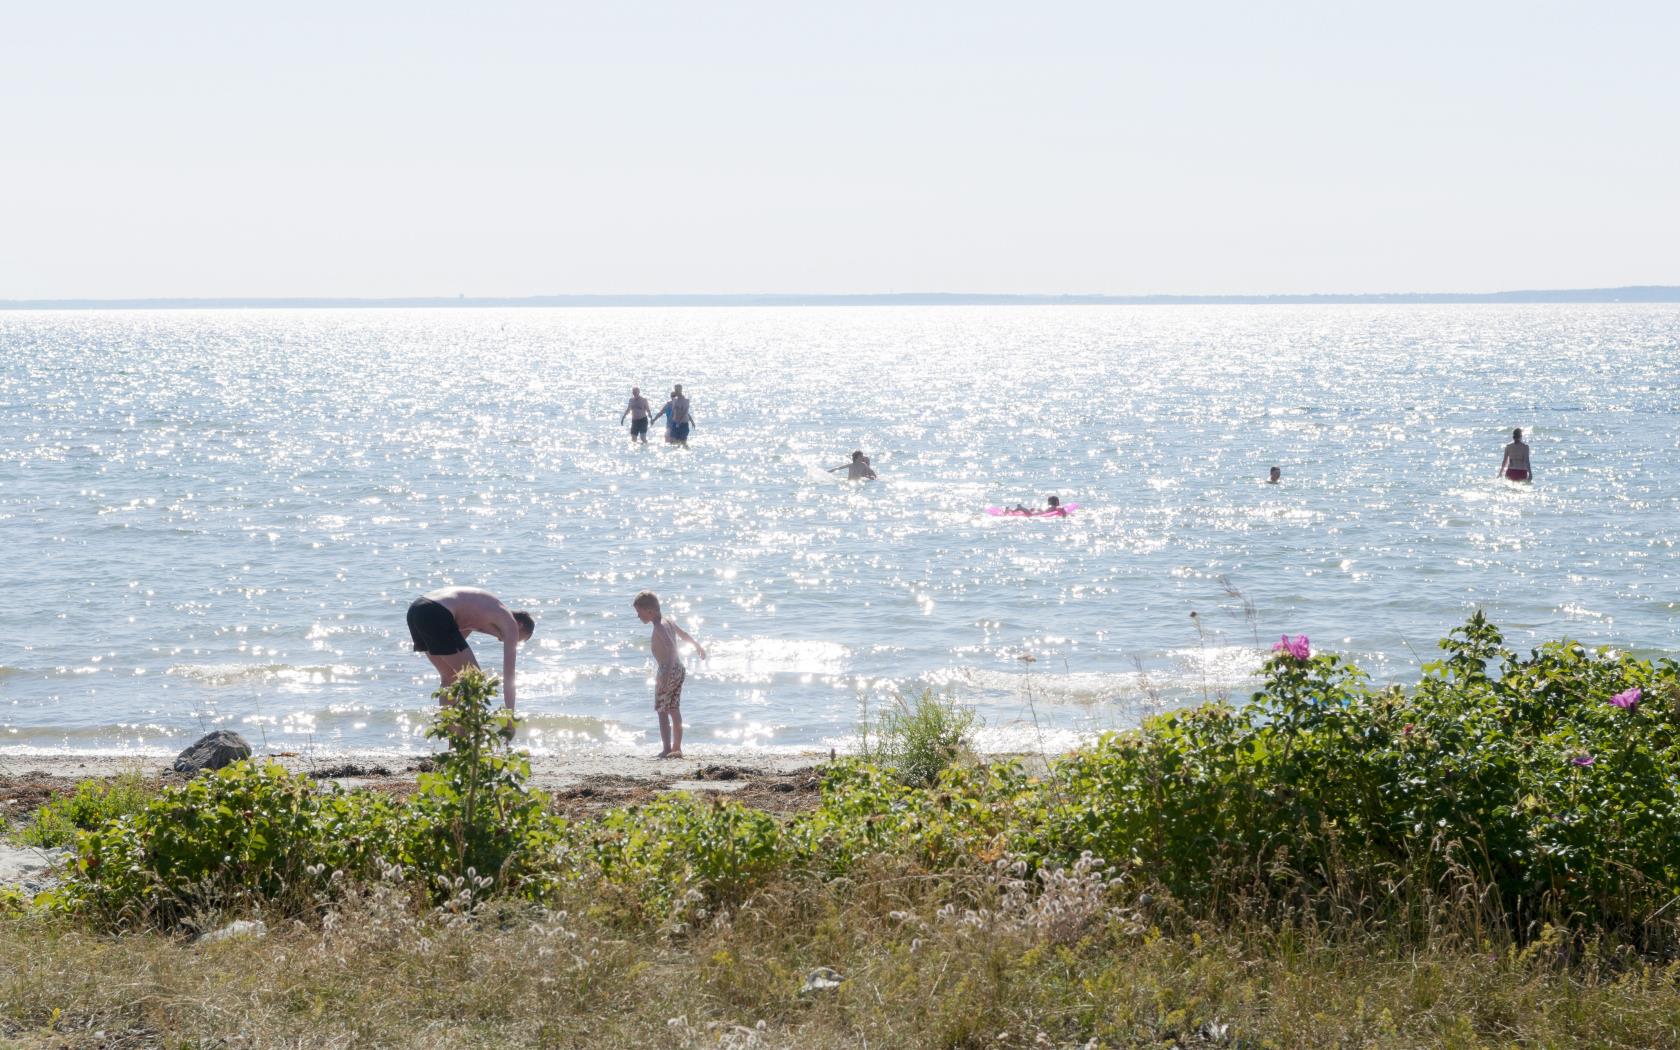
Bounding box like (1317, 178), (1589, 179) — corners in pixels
(1, 306), (1676, 757)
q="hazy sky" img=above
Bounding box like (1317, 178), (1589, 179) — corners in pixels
(3, 2), (1676, 298)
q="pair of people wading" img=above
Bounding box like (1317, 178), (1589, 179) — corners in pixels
(621, 385), (696, 446)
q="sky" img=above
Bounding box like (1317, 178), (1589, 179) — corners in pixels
(2, 1), (1676, 298)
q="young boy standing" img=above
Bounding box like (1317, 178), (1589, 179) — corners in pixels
(632, 591), (707, 758)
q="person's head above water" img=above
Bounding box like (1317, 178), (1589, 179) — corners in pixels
(851, 450), (866, 462)
(1513, 427), (1524, 441)
(1047, 495), (1060, 508)
(632, 386), (640, 396)
(1268, 466), (1282, 483)
(674, 384), (684, 396)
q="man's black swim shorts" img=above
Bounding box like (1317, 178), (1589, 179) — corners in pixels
(407, 597), (469, 656)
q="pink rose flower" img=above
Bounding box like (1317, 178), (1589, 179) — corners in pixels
(1271, 635), (1311, 660)
(1610, 687), (1641, 710)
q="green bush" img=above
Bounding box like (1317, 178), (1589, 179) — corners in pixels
(59, 669), (559, 927)
(21, 773), (159, 849)
(801, 758), (1035, 874)
(579, 794), (788, 922)
(1031, 614), (1680, 940)
(60, 762), (404, 925)
(792, 615), (1680, 946)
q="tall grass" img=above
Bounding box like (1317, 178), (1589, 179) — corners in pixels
(5, 863), (1678, 1048)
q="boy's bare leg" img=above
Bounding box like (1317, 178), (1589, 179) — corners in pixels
(668, 707), (683, 758)
(657, 711), (674, 757)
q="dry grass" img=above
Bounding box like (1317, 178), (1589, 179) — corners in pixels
(6, 860), (1680, 1049)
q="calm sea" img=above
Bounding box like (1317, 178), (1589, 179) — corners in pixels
(2, 306), (1676, 757)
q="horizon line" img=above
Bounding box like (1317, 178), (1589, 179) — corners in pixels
(3, 285), (1680, 309)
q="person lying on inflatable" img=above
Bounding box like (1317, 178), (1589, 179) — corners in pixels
(1004, 495), (1070, 517)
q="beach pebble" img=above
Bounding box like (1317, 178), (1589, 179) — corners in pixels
(800, 967), (844, 994)
(199, 919), (268, 944)
(172, 730), (252, 775)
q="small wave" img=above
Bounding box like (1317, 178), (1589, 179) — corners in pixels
(704, 638), (850, 677)
(929, 647), (1265, 706)
(933, 667), (1143, 703)
(167, 663), (360, 687)
(0, 743), (177, 759)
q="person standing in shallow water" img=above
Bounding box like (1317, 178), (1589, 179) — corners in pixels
(620, 386), (651, 443)
(1498, 428), (1533, 482)
(406, 587), (534, 712)
(829, 450), (877, 480)
(654, 385), (696, 446)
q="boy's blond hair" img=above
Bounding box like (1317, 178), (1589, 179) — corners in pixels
(633, 590), (661, 613)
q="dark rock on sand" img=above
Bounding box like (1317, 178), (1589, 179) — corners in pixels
(172, 730), (252, 775)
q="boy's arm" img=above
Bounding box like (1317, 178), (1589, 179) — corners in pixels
(674, 624), (707, 661)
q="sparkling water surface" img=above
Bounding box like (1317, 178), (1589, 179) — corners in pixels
(2, 306), (1676, 757)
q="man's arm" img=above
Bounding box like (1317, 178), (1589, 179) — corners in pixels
(674, 624), (707, 661)
(1497, 449), (1510, 476)
(500, 611), (520, 710)
(620, 403), (630, 424)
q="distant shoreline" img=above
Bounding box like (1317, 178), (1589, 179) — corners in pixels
(3, 286), (1679, 309)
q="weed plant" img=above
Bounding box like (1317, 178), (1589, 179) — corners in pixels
(865, 688), (977, 787)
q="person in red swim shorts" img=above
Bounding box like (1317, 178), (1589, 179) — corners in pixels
(1498, 427), (1532, 482)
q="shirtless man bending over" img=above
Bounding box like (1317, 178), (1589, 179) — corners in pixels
(406, 586), (535, 710)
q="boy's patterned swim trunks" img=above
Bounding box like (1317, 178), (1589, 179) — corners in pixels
(655, 664), (685, 714)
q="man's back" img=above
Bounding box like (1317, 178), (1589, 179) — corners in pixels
(425, 586), (503, 633)
(1504, 440), (1530, 470)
